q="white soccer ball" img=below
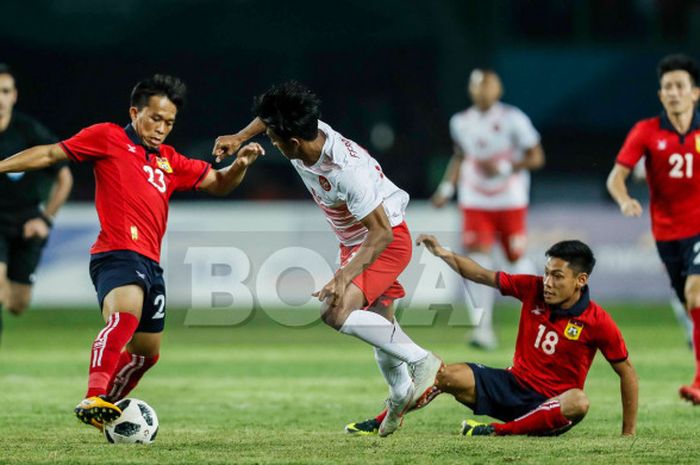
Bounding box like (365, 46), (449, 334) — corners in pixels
(104, 398), (159, 444)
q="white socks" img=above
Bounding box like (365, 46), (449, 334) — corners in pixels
(339, 310), (428, 364)
(374, 347), (412, 400)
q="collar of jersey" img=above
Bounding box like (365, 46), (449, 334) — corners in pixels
(124, 123), (161, 155)
(659, 110), (700, 140)
(549, 285), (590, 319)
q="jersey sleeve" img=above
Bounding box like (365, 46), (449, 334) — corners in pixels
(59, 124), (110, 162)
(169, 151), (211, 192)
(496, 272), (541, 301)
(615, 122), (648, 169)
(592, 311), (629, 363)
(338, 167), (384, 221)
(510, 108), (540, 150)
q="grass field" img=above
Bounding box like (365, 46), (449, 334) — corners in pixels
(1, 303), (699, 465)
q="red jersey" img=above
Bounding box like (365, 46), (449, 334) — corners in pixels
(60, 123), (211, 263)
(616, 112), (700, 241)
(497, 272), (628, 399)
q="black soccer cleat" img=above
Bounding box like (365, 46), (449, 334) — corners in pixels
(460, 419), (495, 436)
(345, 417), (380, 435)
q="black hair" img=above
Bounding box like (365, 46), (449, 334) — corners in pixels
(130, 74), (186, 110)
(545, 240), (596, 275)
(252, 81), (321, 141)
(657, 54), (700, 85)
(0, 63), (14, 79)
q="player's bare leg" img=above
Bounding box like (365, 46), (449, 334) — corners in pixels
(106, 331), (161, 402)
(325, 283), (441, 436)
(680, 274), (700, 404)
(7, 282), (32, 315)
(75, 285), (143, 429)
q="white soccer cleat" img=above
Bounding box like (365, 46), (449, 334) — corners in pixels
(409, 352), (444, 411)
(378, 383), (415, 437)
(469, 327), (498, 351)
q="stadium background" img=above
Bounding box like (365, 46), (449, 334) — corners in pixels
(3, 1), (697, 308)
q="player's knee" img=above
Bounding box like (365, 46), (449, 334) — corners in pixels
(684, 284), (700, 309)
(562, 389), (589, 420)
(436, 364), (463, 392)
(7, 297), (30, 315)
(320, 306), (343, 329)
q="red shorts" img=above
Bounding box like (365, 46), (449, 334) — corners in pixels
(462, 207), (527, 262)
(339, 221), (412, 308)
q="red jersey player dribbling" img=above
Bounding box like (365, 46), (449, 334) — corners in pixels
(347, 237), (638, 437)
(607, 53), (700, 404)
(0, 74), (264, 430)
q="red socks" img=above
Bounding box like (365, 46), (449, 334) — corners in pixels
(375, 408), (388, 423)
(690, 307), (700, 386)
(492, 400), (572, 436)
(106, 351), (160, 401)
(86, 312), (139, 398)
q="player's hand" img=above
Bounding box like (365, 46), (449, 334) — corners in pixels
(313, 274), (348, 308)
(213, 134), (247, 163)
(23, 217), (50, 240)
(416, 234), (445, 256)
(431, 193), (449, 208)
(620, 198), (643, 217)
(235, 143), (265, 167)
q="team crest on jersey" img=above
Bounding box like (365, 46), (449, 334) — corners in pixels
(318, 175), (331, 191)
(564, 320), (584, 341)
(156, 157), (173, 173)
(657, 139), (667, 151)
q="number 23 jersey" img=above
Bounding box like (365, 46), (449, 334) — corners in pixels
(60, 123), (211, 263)
(497, 272), (629, 399)
(616, 112), (700, 241)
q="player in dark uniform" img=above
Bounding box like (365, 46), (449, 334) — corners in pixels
(0, 74), (264, 430)
(346, 237), (638, 437)
(607, 53), (700, 404)
(0, 63), (72, 343)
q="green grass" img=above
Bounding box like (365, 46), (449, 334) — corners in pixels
(0, 303), (699, 464)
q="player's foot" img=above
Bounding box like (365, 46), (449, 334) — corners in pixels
(345, 417), (380, 435)
(460, 419), (495, 436)
(679, 384), (700, 405)
(408, 352), (444, 411)
(468, 328), (498, 351)
(74, 396), (122, 428)
(378, 384), (415, 437)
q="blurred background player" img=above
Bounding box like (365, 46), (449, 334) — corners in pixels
(0, 63), (72, 344)
(607, 53), (700, 404)
(213, 81), (442, 437)
(347, 237), (638, 437)
(0, 74), (264, 429)
(431, 69), (545, 350)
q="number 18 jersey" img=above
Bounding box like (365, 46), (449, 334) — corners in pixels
(497, 272), (628, 399)
(616, 111), (700, 241)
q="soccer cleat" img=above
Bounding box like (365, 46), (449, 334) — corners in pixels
(468, 328), (498, 351)
(679, 385), (700, 405)
(460, 419), (495, 436)
(408, 352), (444, 411)
(378, 384), (415, 437)
(74, 396), (122, 429)
(345, 418), (380, 435)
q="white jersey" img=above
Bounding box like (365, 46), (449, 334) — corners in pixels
(291, 120), (409, 246)
(450, 102), (540, 210)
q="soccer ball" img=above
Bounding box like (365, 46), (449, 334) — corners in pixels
(104, 398), (159, 444)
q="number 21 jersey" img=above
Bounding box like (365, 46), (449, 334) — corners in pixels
(616, 111), (700, 241)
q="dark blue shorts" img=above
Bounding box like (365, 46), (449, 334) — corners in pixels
(89, 250), (166, 333)
(656, 233), (700, 303)
(466, 363), (548, 422)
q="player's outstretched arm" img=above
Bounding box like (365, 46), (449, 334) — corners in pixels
(199, 143), (265, 196)
(606, 164), (643, 217)
(212, 117), (267, 163)
(416, 234), (497, 287)
(611, 359), (638, 436)
(431, 147), (463, 208)
(0, 144), (68, 173)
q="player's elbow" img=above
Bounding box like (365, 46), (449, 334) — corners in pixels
(377, 228), (393, 249)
